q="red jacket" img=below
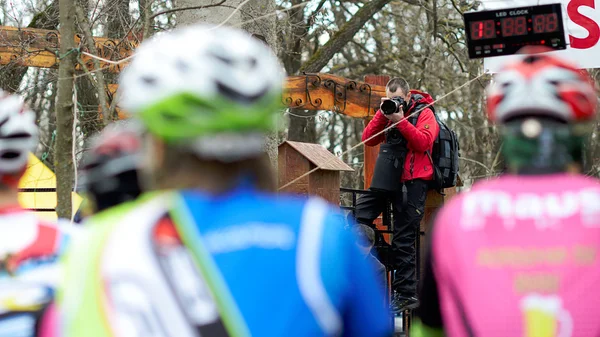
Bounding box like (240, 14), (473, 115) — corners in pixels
(362, 90), (439, 182)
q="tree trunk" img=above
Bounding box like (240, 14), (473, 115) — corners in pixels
(279, 0), (318, 144)
(241, 0), (279, 167)
(54, 0), (77, 219)
(176, 0), (280, 167)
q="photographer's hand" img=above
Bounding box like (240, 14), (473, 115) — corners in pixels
(384, 111), (403, 123)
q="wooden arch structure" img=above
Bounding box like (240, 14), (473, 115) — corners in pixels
(3, 26), (460, 334)
(1, 25), (456, 240)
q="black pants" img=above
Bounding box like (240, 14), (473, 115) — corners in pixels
(354, 179), (428, 298)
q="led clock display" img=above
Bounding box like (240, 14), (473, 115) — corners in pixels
(464, 4), (566, 59)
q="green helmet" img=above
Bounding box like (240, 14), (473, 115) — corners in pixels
(117, 24), (285, 161)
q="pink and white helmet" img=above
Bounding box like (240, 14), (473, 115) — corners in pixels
(0, 90), (38, 178)
(486, 47), (598, 124)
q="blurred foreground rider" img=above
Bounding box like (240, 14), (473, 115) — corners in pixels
(57, 24), (392, 337)
(412, 48), (600, 336)
(79, 121), (143, 216)
(357, 78), (439, 311)
(0, 90), (73, 336)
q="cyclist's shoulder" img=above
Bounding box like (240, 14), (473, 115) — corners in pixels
(470, 173), (599, 191)
(435, 174), (600, 229)
(232, 189), (318, 212)
(0, 210), (59, 250)
(440, 173), (598, 208)
(68, 192), (170, 255)
(180, 188), (344, 226)
(84, 191), (169, 228)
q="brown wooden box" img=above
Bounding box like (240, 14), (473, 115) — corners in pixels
(278, 141), (354, 205)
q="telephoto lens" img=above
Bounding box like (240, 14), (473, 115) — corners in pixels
(381, 99), (398, 115)
(380, 97), (405, 115)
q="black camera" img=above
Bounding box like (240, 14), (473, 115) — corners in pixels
(380, 96), (408, 115)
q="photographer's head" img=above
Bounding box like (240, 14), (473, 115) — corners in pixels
(486, 47), (598, 175)
(386, 77), (411, 102)
(381, 77), (412, 116)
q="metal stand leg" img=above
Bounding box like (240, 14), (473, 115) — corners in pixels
(402, 309), (412, 336)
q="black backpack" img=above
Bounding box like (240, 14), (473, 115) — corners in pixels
(410, 101), (460, 193)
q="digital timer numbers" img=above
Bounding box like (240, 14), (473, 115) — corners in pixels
(532, 13), (559, 33)
(470, 20), (496, 40)
(501, 16), (527, 36)
(469, 13), (559, 40)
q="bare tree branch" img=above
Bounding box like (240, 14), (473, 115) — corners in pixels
(307, 0), (326, 26)
(149, 0), (226, 21)
(299, 0), (393, 73)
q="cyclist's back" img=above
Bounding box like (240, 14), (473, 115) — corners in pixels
(428, 174), (599, 336)
(412, 48), (600, 337)
(178, 188), (389, 336)
(63, 186), (390, 337)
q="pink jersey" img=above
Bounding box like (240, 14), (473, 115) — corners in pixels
(432, 173), (600, 337)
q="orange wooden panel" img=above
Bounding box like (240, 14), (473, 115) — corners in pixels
(1, 26), (390, 120)
(362, 75), (389, 189)
(104, 74), (387, 121)
(283, 73), (386, 119)
(0, 26), (136, 73)
(363, 119), (380, 190)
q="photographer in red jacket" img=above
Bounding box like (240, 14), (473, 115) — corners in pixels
(356, 77), (439, 312)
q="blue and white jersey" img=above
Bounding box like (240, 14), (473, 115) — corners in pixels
(178, 186), (392, 337)
(59, 186), (393, 337)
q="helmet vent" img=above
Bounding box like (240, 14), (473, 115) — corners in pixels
(523, 55), (542, 64)
(248, 57), (257, 68)
(176, 60), (189, 72)
(160, 111), (182, 122)
(216, 81), (267, 103)
(209, 52), (234, 65)
(4, 132), (31, 139)
(0, 151), (19, 159)
(141, 76), (157, 85)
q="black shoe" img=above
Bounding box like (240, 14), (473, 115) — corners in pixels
(391, 293), (419, 312)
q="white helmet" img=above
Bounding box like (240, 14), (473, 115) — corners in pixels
(486, 48), (597, 124)
(0, 90), (38, 175)
(117, 24), (285, 161)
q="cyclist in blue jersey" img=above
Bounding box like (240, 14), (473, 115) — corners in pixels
(56, 24), (393, 337)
